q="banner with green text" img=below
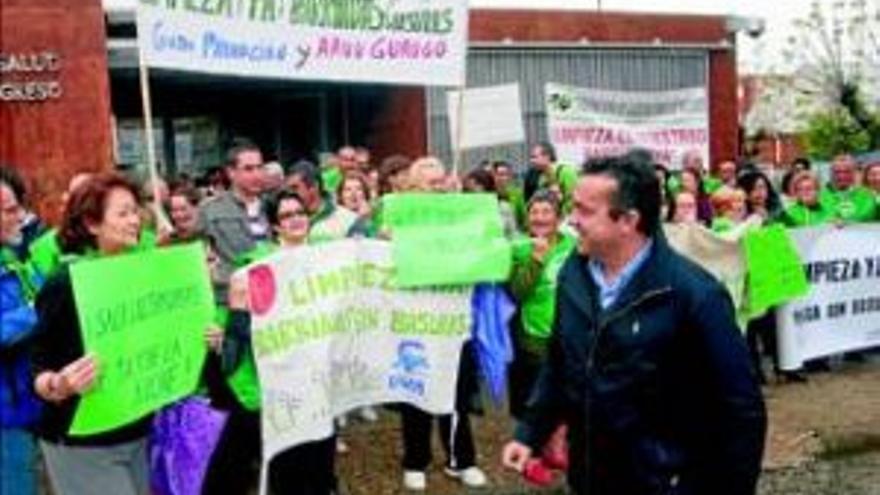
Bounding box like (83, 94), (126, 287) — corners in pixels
(382, 193), (511, 287)
(243, 239), (471, 463)
(69, 243), (214, 436)
(137, 0), (469, 86)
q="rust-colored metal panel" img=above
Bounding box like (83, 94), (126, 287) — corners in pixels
(469, 9), (729, 44)
(369, 88), (427, 164)
(709, 49), (739, 170)
(1, 0), (113, 224)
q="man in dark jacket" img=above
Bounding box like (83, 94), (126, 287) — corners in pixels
(502, 153), (767, 495)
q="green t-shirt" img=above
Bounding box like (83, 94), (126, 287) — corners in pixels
(322, 167), (343, 198)
(512, 233), (577, 342)
(704, 177), (723, 195)
(29, 228), (159, 278)
(820, 186), (876, 223)
(711, 217), (737, 234)
(780, 203), (834, 228)
(504, 185), (528, 232)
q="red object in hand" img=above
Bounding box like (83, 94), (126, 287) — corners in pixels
(523, 459), (556, 486)
(542, 447), (569, 471)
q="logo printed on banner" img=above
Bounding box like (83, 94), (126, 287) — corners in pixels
(389, 340), (430, 397)
(248, 264), (277, 316)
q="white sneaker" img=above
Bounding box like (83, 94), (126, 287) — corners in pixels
(359, 406), (379, 422)
(444, 466), (488, 487)
(402, 470), (427, 491)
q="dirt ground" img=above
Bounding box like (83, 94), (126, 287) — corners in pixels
(336, 357), (880, 495)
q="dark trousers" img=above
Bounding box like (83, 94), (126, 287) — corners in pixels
(202, 354), (261, 495)
(400, 404), (476, 471)
(201, 408), (261, 495)
(268, 436), (337, 495)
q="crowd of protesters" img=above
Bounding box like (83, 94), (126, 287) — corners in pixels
(2, 141), (879, 495)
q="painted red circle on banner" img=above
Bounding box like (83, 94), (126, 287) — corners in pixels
(248, 264), (276, 316)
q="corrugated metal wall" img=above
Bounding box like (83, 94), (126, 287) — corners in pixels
(426, 48), (709, 172)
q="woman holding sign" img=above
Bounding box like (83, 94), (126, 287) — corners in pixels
(30, 174), (152, 495)
(220, 189), (340, 495)
(508, 190), (577, 485)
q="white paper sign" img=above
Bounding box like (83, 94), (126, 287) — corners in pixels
(137, 0), (469, 87)
(244, 239), (472, 462)
(545, 82), (709, 169)
(777, 225), (880, 370)
(447, 83), (526, 150)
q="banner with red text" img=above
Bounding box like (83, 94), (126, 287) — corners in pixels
(545, 83), (709, 170)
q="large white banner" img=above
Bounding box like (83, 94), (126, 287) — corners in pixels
(777, 225), (880, 370)
(545, 83), (709, 169)
(137, 0), (469, 86)
(243, 239), (471, 462)
(447, 83), (525, 150)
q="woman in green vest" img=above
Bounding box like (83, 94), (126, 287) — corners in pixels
(220, 190), (340, 495)
(508, 189), (577, 484)
(780, 172), (834, 227)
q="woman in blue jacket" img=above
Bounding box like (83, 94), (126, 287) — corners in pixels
(1, 169), (43, 495)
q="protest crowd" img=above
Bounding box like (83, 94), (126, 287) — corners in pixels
(2, 141), (879, 495)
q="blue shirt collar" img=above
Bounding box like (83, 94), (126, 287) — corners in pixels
(588, 238), (654, 310)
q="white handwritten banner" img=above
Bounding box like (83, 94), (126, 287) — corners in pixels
(243, 239), (471, 463)
(777, 225), (880, 370)
(545, 82), (709, 169)
(137, 0), (468, 86)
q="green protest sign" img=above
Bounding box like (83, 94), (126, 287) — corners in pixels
(382, 193), (512, 287)
(744, 225), (810, 317)
(68, 243), (214, 436)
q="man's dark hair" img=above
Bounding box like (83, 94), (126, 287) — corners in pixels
(581, 154), (661, 236)
(225, 138), (261, 168)
(0, 165), (27, 205)
(287, 159), (324, 193)
(534, 141), (557, 162)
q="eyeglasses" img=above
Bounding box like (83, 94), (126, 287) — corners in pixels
(277, 210), (307, 221)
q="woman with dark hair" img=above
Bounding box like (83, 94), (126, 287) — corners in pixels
(166, 181), (203, 242)
(336, 171), (373, 221)
(221, 190), (340, 495)
(665, 190), (699, 224)
(678, 168), (714, 225)
(738, 171), (782, 223)
(1, 168), (43, 495)
(30, 174), (151, 495)
(508, 189), (577, 485)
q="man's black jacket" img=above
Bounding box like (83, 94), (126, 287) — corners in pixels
(515, 236), (767, 495)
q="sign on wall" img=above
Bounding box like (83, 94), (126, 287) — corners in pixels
(545, 82), (709, 169)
